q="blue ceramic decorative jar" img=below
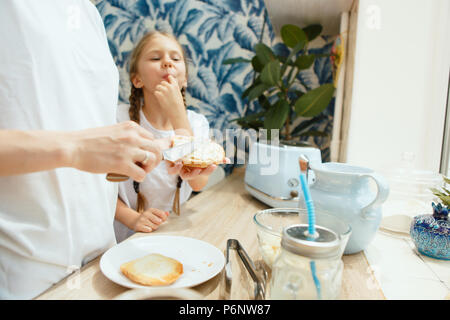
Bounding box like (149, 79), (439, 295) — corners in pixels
(410, 202), (450, 260)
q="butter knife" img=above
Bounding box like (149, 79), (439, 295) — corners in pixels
(106, 141), (196, 182)
(162, 140), (196, 162)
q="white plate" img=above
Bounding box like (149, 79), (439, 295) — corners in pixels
(100, 235), (225, 289)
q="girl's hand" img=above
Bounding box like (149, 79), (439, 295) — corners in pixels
(166, 157), (231, 181)
(180, 164), (216, 181)
(132, 208), (170, 233)
(153, 75), (185, 120)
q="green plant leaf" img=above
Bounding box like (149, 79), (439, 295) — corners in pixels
(443, 175), (450, 185)
(254, 43), (275, 65)
(235, 118), (264, 130)
(231, 111), (266, 130)
(434, 193), (447, 198)
(223, 57), (251, 65)
(264, 99), (290, 130)
(242, 85), (253, 99)
(243, 121), (264, 130)
(295, 54), (315, 70)
(430, 187), (443, 194)
(277, 55), (288, 64)
(430, 188), (446, 199)
(280, 42), (305, 77)
(242, 78), (262, 99)
(260, 60), (281, 86)
(280, 24), (307, 49)
(441, 196), (450, 206)
(258, 94), (271, 109)
(294, 83), (335, 117)
(231, 111), (266, 123)
(302, 24), (323, 41)
(251, 56), (264, 73)
(247, 83), (270, 101)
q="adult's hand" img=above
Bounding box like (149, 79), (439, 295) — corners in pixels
(66, 121), (162, 182)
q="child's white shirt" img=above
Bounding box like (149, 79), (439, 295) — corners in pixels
(114, 103), (210, 243)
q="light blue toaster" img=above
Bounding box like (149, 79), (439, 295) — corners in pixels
(244, 141), (322, 208)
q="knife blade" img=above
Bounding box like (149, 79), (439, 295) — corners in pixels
(106, 140), (197, 182)
(162, 140), (196, 162)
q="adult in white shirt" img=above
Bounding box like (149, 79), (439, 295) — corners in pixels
(0, 1), (165, 299)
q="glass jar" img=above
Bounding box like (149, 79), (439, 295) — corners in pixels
(269, 224), (343, 300)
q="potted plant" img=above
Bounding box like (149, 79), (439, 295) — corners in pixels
(224, 23), (336, 145)
(230, 24), (337, 208)
(410, 175), (450, 260)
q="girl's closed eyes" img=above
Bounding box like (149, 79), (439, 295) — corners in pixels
(147, 52), (182, 62)
(150, 57), (181, 62)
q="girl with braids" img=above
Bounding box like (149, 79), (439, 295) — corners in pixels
(114, 31), (222, 243)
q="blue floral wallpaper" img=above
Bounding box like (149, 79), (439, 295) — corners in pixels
(93, 0), (336, 173)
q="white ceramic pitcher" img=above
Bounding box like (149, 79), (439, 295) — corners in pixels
(302, 162), (390, 254)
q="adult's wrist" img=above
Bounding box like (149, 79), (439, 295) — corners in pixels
(58, 131), (79, 169)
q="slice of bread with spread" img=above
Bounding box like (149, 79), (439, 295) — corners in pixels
(120, 253), (183, 286)
(171, 135), (225, 168)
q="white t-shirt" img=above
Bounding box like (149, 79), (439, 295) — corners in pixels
(114, 104), (210, 243)
(0, 1), (119, 299)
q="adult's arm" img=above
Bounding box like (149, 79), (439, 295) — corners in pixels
(0, 121), (166, 182)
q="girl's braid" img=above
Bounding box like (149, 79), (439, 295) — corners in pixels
(129, 85), (142, 124)
(129, 85), (147, 213)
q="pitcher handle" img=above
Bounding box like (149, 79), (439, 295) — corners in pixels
(360, 173), (390, 220)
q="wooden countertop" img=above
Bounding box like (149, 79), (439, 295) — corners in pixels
(36, 167), (385, 300)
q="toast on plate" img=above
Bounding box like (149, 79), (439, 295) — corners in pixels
(120, 253), (183, 286)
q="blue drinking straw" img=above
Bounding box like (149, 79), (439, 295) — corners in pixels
(299, 172), (316, 237)
(299, 160), (322, 300)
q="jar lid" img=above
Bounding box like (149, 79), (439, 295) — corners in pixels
(281, 224), (341, 259)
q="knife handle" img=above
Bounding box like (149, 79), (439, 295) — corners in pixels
(106, 173), (129, 182)
(106, 158), (147, 182)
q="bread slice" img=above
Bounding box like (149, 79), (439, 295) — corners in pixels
(171, 135), (225, 168)
(120, 253), (183, 286)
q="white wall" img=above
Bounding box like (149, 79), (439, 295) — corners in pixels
(345, 0), (450, 173)
(264, 0), (353, 36)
